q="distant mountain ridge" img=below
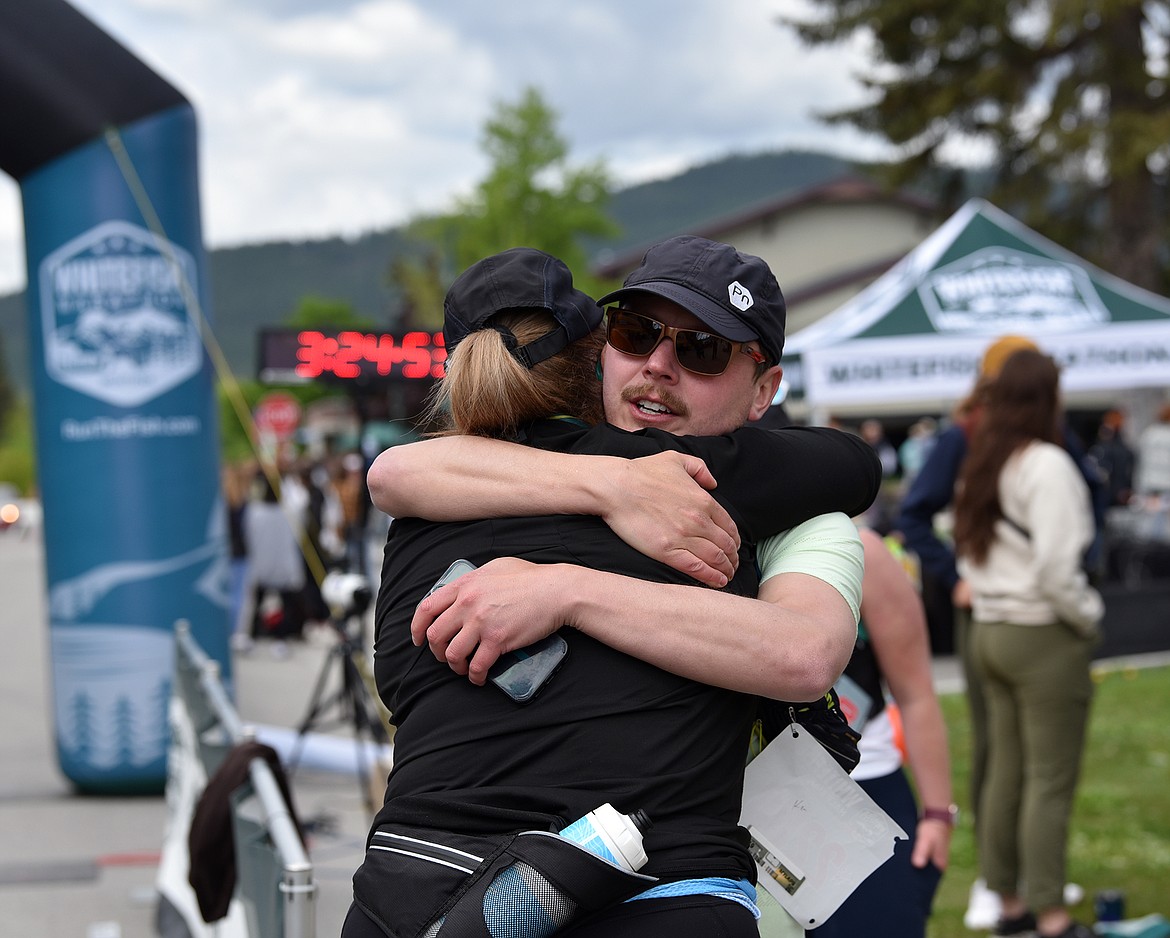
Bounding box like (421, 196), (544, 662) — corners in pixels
(0, 149), (861, 392)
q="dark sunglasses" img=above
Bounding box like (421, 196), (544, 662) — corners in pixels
(605, 308), (767, 376)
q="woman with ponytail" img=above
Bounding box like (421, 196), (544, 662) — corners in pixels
(954, 350), (1102, 938)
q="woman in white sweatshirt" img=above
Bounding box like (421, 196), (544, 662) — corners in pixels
(954, 349), (1103, 938)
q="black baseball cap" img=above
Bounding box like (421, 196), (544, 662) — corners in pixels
(598, 236), (786, 363)
(443, 248), (603, 369)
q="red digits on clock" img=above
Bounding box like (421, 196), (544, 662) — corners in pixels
(430, 332), (447, 378)
(293, 330), (444, 380)
(400, 332), (433, 379)
(332, 331), (365, 379)
(295, 331), (329, 378)
(367, 334), (404, 375)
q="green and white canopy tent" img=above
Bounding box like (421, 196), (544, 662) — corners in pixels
(781, 198), (1170, 417)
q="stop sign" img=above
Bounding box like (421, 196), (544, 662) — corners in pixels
(254, 391), (301, 439)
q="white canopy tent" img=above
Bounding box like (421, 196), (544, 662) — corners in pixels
(781, 199), (1170, 420)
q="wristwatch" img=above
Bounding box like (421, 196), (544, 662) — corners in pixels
(921, 804), (959, 827)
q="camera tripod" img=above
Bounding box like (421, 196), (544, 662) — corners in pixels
(287, 603), (391, 815)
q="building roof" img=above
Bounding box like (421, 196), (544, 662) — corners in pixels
(593, 175), (937, 280)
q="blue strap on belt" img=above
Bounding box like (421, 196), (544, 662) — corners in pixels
(626, 877), (760, 919)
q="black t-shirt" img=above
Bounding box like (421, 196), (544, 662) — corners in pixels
(369, 421), (878, 883)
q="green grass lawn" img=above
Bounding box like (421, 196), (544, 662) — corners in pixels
(928, 663), (1170, 937)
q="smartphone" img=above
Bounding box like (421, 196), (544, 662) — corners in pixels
(422, 559), (568, 704)
(426, 558), (479, 596)
(487, 632), (569, 704)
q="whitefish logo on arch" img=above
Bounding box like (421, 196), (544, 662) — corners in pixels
(38, 220), (203, 407)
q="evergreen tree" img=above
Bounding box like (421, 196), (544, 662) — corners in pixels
(148, 676), (173, 764)
(114, 696), (135, 768)
(68, 690), (94, 767)
(784, 1), (1170, 290)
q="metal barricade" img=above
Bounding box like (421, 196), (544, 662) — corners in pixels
(174, 621), (317, 938)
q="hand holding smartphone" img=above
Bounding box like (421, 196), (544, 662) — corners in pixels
(424, 559), (568, 704)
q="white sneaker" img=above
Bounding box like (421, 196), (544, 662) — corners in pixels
(964, 878), (1003, 930)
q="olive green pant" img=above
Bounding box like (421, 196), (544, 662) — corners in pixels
(954, 609), (988, 844)
(971, 620), (1095, 911)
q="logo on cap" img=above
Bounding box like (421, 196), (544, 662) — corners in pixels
(728, 281), (754, 312)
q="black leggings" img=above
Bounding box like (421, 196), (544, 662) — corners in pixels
(341, 894), (759, 937)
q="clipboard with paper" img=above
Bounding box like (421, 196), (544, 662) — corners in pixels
(739, 721), (907, 929)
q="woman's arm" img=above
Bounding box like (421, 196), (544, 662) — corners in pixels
(1017, 445), (1104, 633)
(859, 529), (953, 871)
(625, 424), (880, 543)
(368, 437), (741, 587)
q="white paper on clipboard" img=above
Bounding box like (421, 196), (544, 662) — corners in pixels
(739, 722), (907, 929)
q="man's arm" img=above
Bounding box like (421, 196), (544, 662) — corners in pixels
(369, 435), (624, 519)
(414, 514), (862, 701)
(369, 436), (742, 586)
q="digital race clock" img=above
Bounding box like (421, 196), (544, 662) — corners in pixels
(257, 328), (447, 383)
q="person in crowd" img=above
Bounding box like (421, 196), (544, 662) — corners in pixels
(894, 334), (1104, 929)
(898, 416), (938, 487)
(293, 458), (331, 626)
(343, 241), (880, 937)
(1088, 410), (1135, 507)
(1135, 402), (1170, 497)
(953, 349), (1103, 938)
(334, 451), (372, 576)
(243, 472), (306, 655)
(222, 460), (255, 653)
(861, 417), (900, 478)
(808, 528), (953, 938)
(1085, 411), (1132, 507)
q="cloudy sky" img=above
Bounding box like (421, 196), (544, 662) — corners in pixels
(0, 0), (889, 295)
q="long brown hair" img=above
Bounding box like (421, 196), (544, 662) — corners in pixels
(953, 349), (1063, 564)
(423, 310), (605, 438)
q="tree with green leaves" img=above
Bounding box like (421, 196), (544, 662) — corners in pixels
(0, 330), (13, 438)
(0, 396), (34, 495)
(398, 87), (620, 328)
(285, 295), (377, 332)
(784, 1), (1170, 291)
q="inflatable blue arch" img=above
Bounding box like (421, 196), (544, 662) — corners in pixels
(0, 0), (230, 793)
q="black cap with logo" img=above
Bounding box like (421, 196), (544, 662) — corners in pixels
(599, 235), (786, 363)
